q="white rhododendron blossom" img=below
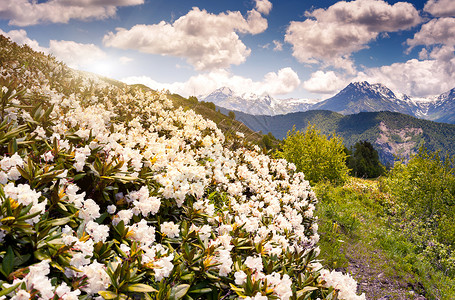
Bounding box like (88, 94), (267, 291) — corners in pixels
(160, 221), (180, 238)
(0, 35), (364, 299)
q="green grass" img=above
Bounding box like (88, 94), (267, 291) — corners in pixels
(314, 178), (455, 299)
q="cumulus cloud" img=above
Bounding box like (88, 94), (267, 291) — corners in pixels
(103, 5), (270, 71)
(48, 40), (107, 68)
(424, 0), (455, 17)
(0, 0), (144, 26)
(122, 67), (301, 97)
(255, 0), (272, 15)
(407, 17), (455, 49)
(285, 0), (422, 72)
(0, 28), (107, 69)
(357, 51), (455, 97)
(0, 29), (47, 53)
(303, 71), (348, 95)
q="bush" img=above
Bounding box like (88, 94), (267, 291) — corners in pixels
(279, 125), (350, 185)
(0, 34), (366, 300)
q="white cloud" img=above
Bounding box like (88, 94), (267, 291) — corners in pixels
(255, 0), (272, 15)
(424, 0), (455, 17)
(103, 5), (269, 71)
(303, 71), (348, 95)
(0, 29), (47, 53)
(48, 40), (107, 69)
(407, 17), (455, 49)
(357, 51), (455, 97)
(122, 67), (301, 97)
(0, 28), (107, 70)
(0, 0), (144, 26)
(262, 68), (301, 95)
(273, 40), (283, 51)
(285, 0), (421, 72)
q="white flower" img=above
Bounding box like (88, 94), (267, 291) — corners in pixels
(120, 243), (131, 255)
(113, 209), (133, 225)
(154, 254), (174, 281)
(79, 198), (101, 222)
(11, 290), (30, 300)
(41, 151), (54, 162)
(274, 274), (293, 300)
(80, 261), (110, 295)
(107, 204), (116, 214)
(319, 269), (366, 300)
(234, 270), (247, 285)
(85, 221), (109, 243)
(244, 256), (263, 273)
(161, 221), (179, 238)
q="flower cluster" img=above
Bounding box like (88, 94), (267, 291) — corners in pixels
(0, 34), (364, 299)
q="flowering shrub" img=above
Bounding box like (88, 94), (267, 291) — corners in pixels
(0, 35), (364, 299)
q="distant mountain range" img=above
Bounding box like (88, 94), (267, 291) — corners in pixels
(218, 108), (455, 165)
(199, 87), (316, 116)
(201, 82), (455, 125)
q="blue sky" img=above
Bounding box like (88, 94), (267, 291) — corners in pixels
(0, 0), (454, 100)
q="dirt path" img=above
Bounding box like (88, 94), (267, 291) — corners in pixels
(344, 243), (427, 300)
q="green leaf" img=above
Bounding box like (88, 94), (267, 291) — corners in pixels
(45, 216), (72, 226)
(126, 283), (158, 293)
(180, 273), (195, 281)
(2, 246), (14, 276)
(0, 283), (20, 297)
(188, 288), (212, 294)
(98, 291), (118, 299)
(296, 286), (318, 298)
(73, 173), (86, 181)
(169, 284), (190, 300)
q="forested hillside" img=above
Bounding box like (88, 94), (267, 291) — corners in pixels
(223, 108), (455, 165)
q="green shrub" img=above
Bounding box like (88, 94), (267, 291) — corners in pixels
(382, 147), (455, 277)
(279, 125), (350, 185)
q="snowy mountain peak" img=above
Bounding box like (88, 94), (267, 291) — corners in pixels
(200, 88), (314, 115)
(207, 86), (234, 97)
(437, 87), (455, 102)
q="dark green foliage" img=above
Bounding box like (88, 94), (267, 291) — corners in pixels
(259, 132), (277, 151)
(230, 109), (455, 166)
(200, 101), (216, 111)
(347, 141), (385, 178)
(228, 111), (235, 119)
(188, 96), (198, 104)
(279, 124), (350, 185)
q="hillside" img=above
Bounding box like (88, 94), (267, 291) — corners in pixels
(0, 34), (368, 299)
(127, 84), (266, 147)
(221, 108), (455, 164)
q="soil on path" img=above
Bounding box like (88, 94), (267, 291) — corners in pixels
(343, 243), (427, 300)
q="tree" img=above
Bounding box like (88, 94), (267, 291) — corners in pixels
(228, 111), (235, 119)
(347, 140), (385, 178)
(279, 124), (350, 185)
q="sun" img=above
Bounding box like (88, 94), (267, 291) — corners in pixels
(85, 61), (114, 77)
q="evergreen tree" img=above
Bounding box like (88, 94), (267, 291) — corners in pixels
(348, 140), (384, 178)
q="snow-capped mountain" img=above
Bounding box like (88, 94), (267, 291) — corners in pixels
(311, 81), (416, 116)
(426, 87), (455, 124)
(199, 87), (315, 115)
(200, 83), (455, 124)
